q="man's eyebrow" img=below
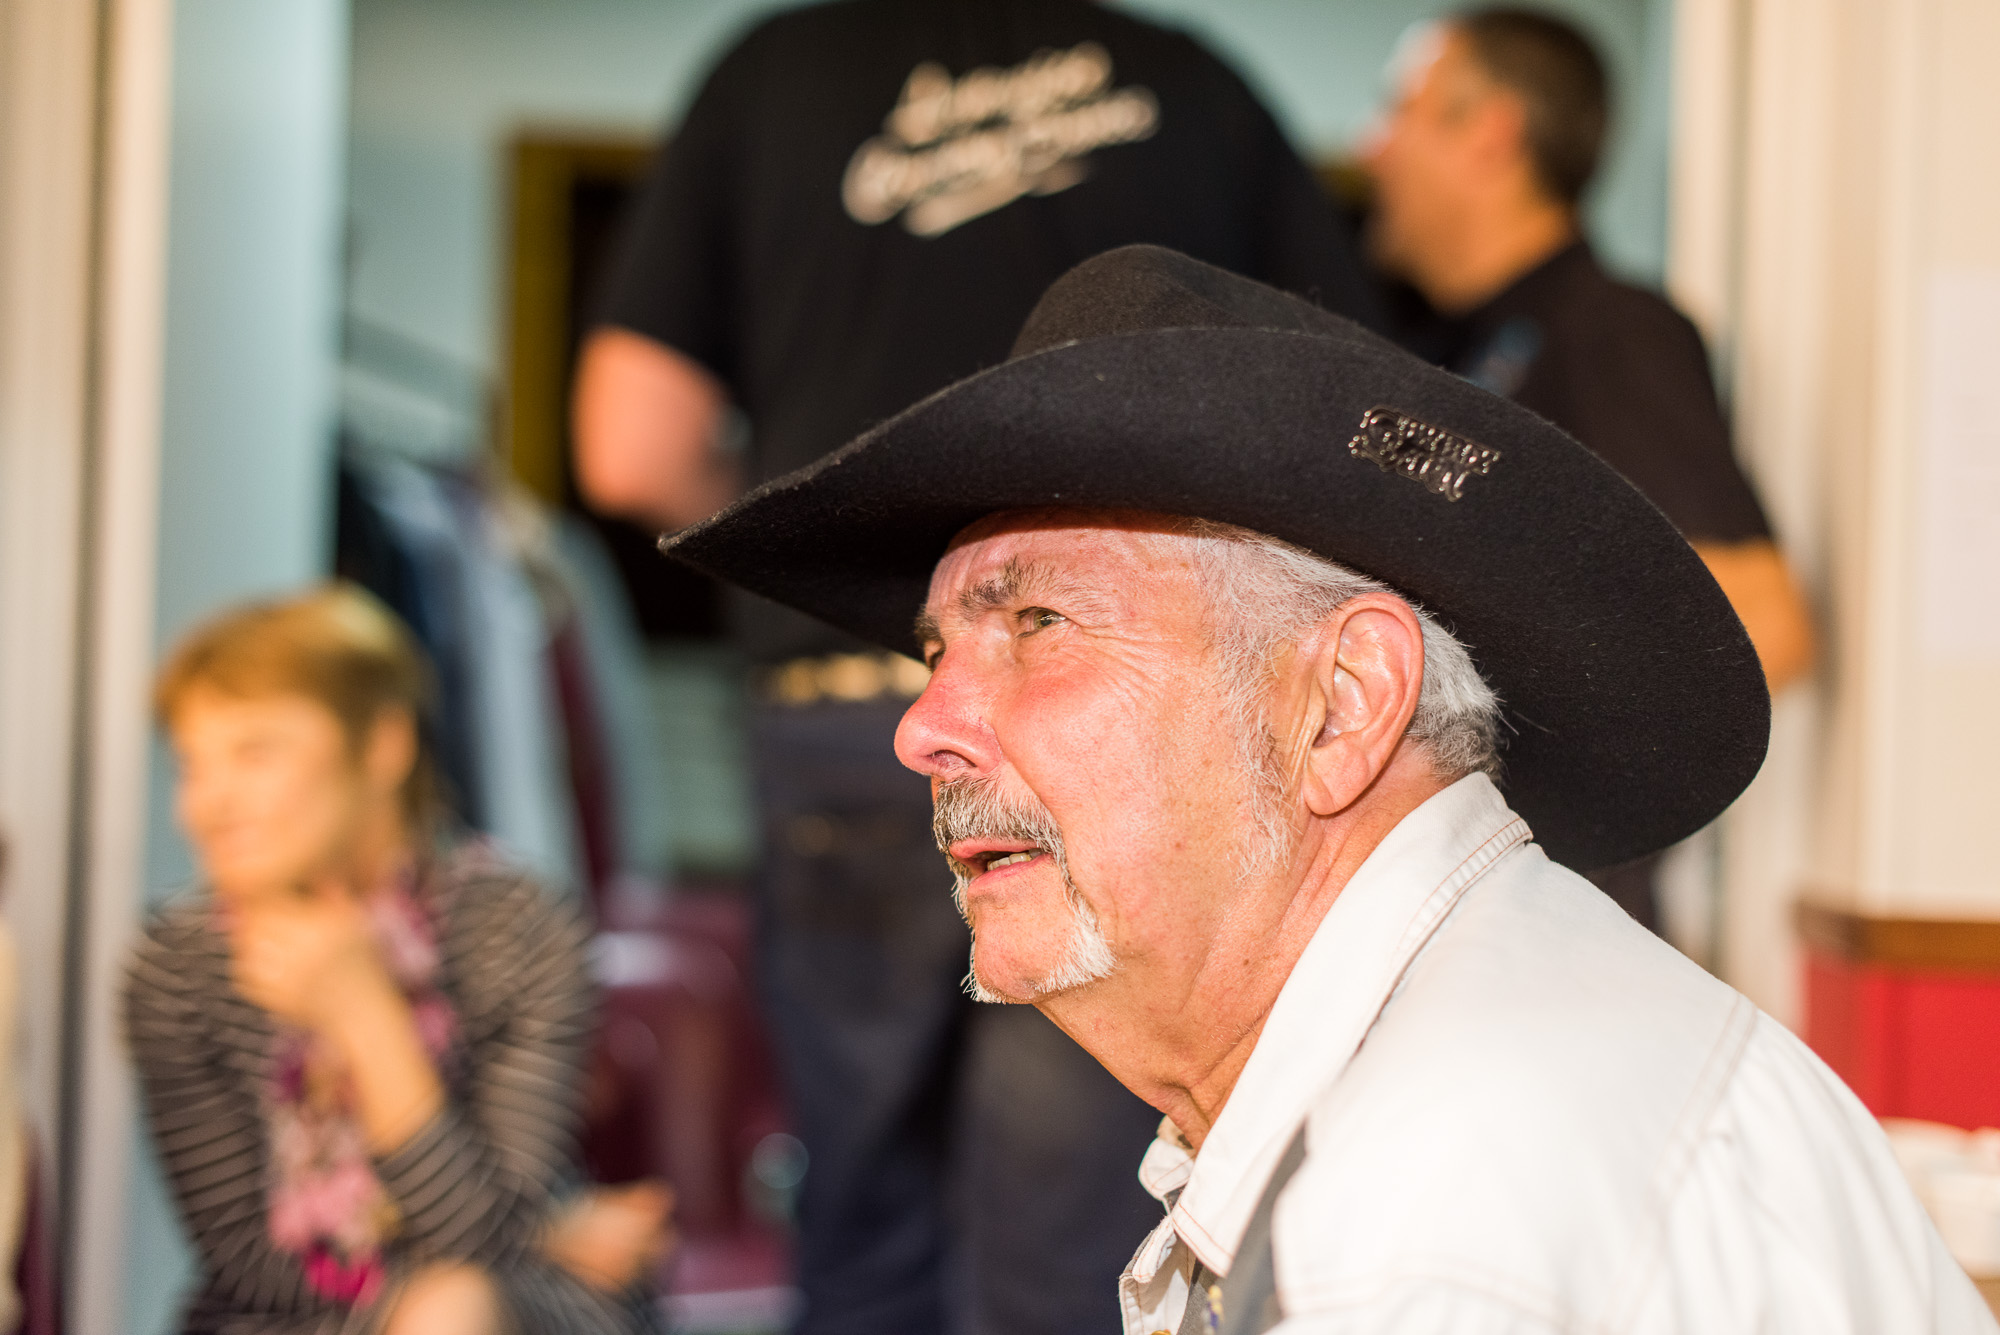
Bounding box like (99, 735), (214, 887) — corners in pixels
(913, 556), (1103, 646)
(956, 558), (1029, 621)
(956, 557), (1089, 620)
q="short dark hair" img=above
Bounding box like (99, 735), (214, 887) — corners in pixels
(1454, 8), (1610, 207)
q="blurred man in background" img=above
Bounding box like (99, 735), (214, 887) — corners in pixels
(572, 2), (1380, 1331)
(1363, 6), (1815, 932)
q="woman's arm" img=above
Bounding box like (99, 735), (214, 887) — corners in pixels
(366, 873), (597, 1263)
(323, 981), (448, 1151)
(1691, 539), (1816, 693)
(228, 867), (596, 1265)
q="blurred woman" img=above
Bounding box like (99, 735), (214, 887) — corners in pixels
(124, 585), (669, 1335)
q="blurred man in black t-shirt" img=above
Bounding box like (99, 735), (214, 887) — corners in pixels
(1361, 7), (1814, 931)
(574, 3), (1379, 1331)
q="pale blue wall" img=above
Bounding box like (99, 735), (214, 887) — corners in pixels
(346, 0), (1673, 381)
(347, 0), (790, 371)
(1117, 0), (1673, 282)
(129, 1), (352, 1330)
(151, 0), (350, 654)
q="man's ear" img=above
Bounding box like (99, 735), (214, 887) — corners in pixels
(363, 707), (419, 798)
(1298, 595), (1427, 818)
(1472, 87), (1528, 178)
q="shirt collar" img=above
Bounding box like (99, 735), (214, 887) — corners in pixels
(1467, 238), (1593, 326)
(1148, 773), (1532, 1274)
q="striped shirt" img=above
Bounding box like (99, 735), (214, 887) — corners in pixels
(124, 845), (663, 1335)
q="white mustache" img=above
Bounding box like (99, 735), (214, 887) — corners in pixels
(931, 775), (1069, 882)
(930, 775), (1116, 1001)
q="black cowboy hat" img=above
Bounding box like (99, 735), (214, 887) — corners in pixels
(663, 245), (1769, 869)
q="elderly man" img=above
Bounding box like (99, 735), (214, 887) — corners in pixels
(580, 6), (1379, 1326)
(664, 246), (1990, 1333)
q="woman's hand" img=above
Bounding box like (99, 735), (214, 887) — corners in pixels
(229, 883), (394, 1031)
(541, 1182), (677, 1292)
(230, 884), (445, 1151)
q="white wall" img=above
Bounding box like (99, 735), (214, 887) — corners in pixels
(346, 0), (1672, 382)
(1870, 2), (2000, 914)
(123, 2), (353, 1331)
(1670, 0), (2000, 1024)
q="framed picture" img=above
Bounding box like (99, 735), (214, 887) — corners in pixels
(501, 131), (727, 640)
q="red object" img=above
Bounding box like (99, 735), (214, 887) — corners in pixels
(1800, 905), (2000, 1129)
(15, 1128), (60, 1335)
(582, 884), (795, 1308)
(548, 615), (619, 904)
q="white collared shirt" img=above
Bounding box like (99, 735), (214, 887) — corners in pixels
(1120, 775), (1994, 1334)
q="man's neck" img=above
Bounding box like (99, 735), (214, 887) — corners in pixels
(1038, 760), (1448, 1151)
(1417, 196), (1577, 316)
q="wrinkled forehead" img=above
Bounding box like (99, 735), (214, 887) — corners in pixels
(919, 508), (1207, 630)
(935, 507), (1191, 580)
(952, 504), (1198, 550)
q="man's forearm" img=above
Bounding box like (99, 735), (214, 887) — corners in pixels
(573, 327), (736, 529)
(1691, 539), (1816, 693)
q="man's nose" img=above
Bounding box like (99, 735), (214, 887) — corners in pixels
(894, 657), (999, 781)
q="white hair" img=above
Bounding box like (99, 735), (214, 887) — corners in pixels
(1180, 520), (1503, 874)
(957, 886), (1116, 1003)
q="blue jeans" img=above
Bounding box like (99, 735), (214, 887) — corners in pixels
(752, 699), (1164, 1335)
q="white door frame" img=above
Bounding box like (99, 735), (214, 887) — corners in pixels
(0, 0), (103, 1166)
(73, 1), (175, 1330)
(0, 0), (174, 1329)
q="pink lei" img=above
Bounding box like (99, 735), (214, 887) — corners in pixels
(256, 868), (460, 1305)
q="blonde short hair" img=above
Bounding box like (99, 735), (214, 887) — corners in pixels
(154, 583), (440, 824)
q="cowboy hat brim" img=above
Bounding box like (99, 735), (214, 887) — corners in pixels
(664, 277), (1768, 870)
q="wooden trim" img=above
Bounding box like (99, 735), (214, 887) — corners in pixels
(1795, 901), (2000, 972)
(500, 133), (654, 507)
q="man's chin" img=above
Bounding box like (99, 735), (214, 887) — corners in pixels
(963, 947), (1051, 1004)
(964, 966), (1030, 1005)
(966, 935), (1118, 1005)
